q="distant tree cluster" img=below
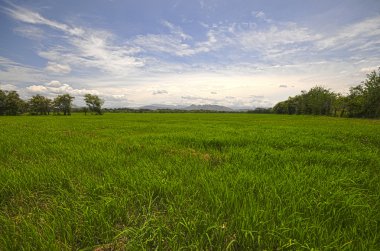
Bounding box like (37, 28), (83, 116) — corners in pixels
(273, 69), (380, 118)
(247, 107), (272, 114)
(0, 90), (26, 115)
(0, 90), (104, 116)
(84, 94), (104, 115)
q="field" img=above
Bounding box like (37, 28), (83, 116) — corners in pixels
(0, 113), (379, 250)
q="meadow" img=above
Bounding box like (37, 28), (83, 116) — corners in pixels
(0, 113), (379, 250)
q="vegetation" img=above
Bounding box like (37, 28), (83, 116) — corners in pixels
(273, 69), (380, 118)
(0, 89), (25, 115)
(0, 113), (379, 250)
(28, 94), (52, 115)
(0, 92), (103, 116)
(53, 94), (75, 115)
(84, 93), (104, 115)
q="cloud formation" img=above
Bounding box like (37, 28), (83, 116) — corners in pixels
(45, 62), (72, 74)
(152, 90), (168, 95)
(4, 4), (144, 76)
(26, 80), (100, 96)
(1, 3), (380, 108)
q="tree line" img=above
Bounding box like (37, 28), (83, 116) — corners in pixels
(0, 91), (104, 116)
(1, 69), (379, 118)
(273, 69), (380, 118)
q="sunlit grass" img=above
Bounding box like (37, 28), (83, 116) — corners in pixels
(0, 113), (379, 250)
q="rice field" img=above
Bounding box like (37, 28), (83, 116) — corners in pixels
(0, 113), (379, 250)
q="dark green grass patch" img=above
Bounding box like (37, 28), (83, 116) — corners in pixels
(0, 114), (379, 250)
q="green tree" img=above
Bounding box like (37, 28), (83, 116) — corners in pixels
(84, 94), (104, 115)
(0, 89), (6, 115)
(273, 100), (289, 114)
(362, 69), (380, 118)
(332, 93), (347, 117)
(53, 94), (74, 115)
(4, 90), (24, 115)
(304, 86), (335, 115)
(29, 95), (52, 115)
(273, 86), (336, 116)
(345, 68), (380, 118)
(346, 85), (365, 118)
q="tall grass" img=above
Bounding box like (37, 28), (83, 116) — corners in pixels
(0, 114), (379, 250)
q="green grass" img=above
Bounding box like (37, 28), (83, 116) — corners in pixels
(0, 113), (379, 250)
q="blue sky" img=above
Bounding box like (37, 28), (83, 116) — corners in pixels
(0, 0), (379, 108)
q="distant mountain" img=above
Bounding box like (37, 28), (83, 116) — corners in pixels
(139, 104), (235, 111)
(139, 104), (185, 110)
(183, 104), (234, 112)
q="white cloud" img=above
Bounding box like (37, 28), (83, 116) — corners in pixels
(236, 22), (320, 53)
(359, 66), (379, 73)
(4, 4), (69, 31)
(37, 29), (144, 75)
(316, 16), (380, 51)
(152, 90), (168, 95)
(130, 19), (318, 62)
(252, 10), (272, 23)
(5, 4), (144, 76)
(45, 62), (71, 74)
(181, 95), (216, 102)
(180, 93), (272, 108)
(0, 56), (45, 83)
(133, 20), (224, 57)
(2, 4), (380, 108)
(162, 20), (191, 40)
(107, 94), (129, 101)
(26, 85), (47, 93)
(14, 25), (45, 40)
(26, 80), (100, 97)
(46, 80), (64, 87)
(255, 11), (266, 19)
(0, 83), (18, 91)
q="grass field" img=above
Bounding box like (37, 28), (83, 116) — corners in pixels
(0, 113), (379, 250)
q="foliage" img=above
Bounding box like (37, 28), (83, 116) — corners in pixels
(0, 89), (6, 115)
(84, 93), (104, 115)
(53, 94), (74, 115)
(273, 69), (380, 118)
(0, 113), (379, 250)
(247, 107), (272, 114)
(362, 69), (380, 117)
(273, 86), (336, 116)
(28, 95), (52, 115)
(0, 89), (25, 115)
(346, 85), (365, 117)
(348, 69), (380, 118)
(332, 93), (347, 117)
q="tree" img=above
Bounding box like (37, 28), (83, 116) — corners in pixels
(28, 95), (51, 115)
(273, 100), (289, 114)
(4, 90), (24, 115)
(53, 94), (74, 115)
(346, 85), (365, 117)
(273, 86), (336, 116)
(332, 93), (347, 117)
(0, 89), (6, 115)
(362, 69), (380, 118)
(304, 86), (335, 115)
(84, 94), (104, 115)
(345, 69), (380, 118)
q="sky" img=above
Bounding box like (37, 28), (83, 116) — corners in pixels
(0, 0), (379, 108)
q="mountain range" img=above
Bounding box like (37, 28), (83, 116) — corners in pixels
(139, 104), (236, 112)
